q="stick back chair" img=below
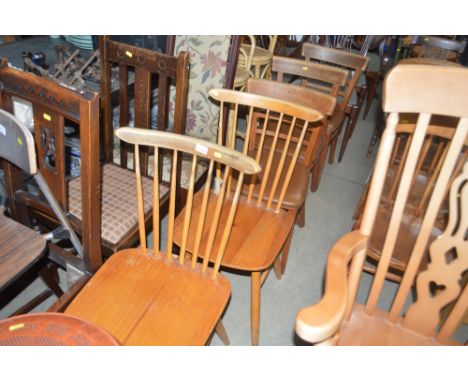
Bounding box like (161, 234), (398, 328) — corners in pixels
(174, 89), (324, 345)
(66, 129), (260, 345)
(296, 64), (468, 345)
(302, 43), (369, 162)
(269, 55), (346, 191)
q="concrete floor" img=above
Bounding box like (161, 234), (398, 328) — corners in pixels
(0, 38), (466, 345)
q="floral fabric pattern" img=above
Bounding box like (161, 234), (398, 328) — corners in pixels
(170, 35), (231, 142)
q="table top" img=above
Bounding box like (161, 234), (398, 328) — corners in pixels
(0, 214), (46, 292)
(0, 312), (120, 345)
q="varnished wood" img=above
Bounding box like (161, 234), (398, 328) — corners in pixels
(296, 64), (468, 346)
(66, 130), (259, 345)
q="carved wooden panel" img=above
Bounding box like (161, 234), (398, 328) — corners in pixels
(404, 162), (468, 336)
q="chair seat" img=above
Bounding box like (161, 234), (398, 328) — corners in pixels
(326, 108), (346, 134)
(174, 192), (295, 271)
(239, 45), (272, 65)
(65, 248), (231, 345)
(68, 164), (168, 247)
(0, 214), (46, 291)
(337, 305), (460, 345)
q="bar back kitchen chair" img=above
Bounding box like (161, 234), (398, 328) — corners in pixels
(296, 64), (468, 345)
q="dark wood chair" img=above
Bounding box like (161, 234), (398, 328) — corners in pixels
(244, 76), (336, 227)
(66, 129), (260, 345)
(296, 64), (468, 346)
(408, 36), (467, 62)
(174, 88), (324, 345)
(301, 43), (369, 162)
(268, 55), (347, 192)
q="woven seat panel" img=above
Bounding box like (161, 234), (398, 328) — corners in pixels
(68, 164), (168, 246)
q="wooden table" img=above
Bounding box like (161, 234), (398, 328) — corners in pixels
(0, 312), (119, 345)
(0, 214), (46, 292)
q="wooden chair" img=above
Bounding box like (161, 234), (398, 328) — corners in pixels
(409, 36), (467, 62)
(244, 77), (336, 227)
(238, 35), (278, 79)
(100, 35), (190, 177)
(302, 43), (369, 162)
(269, 55), (347, 191)
(353, 114), (467, 282)
(0, 59), (102, 273)
(296, 64), (468, 345)
(174, 89), (324, 345)
(65, 129), (260, 345)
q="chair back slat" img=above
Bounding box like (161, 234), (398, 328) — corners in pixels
(347, 65), (468, 339)
(152, 149), (160, 253)
(133, 144), (147, 256)
(118, 64), (129, 127)
(116, 128), (261, 278)
(166, 150), (178, 260)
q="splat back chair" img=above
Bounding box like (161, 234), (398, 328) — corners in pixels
(174, 89), (324, 345)
(0, 59), (101, 273)
(0, 110), (81, 310)
(353, 114), (467, 282)
(245, 77), (336, 227)
(296, 64), (468, 345)
(269, 56), (346, 191)
(409, 36), (467, 63)
(302, 43), (369, 162)
(100, 35), (189, 176)
(66, 129), (260, 345)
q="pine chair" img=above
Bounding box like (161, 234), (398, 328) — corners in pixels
(296, 64), (468, 345)
(269, 55), (347, 191)
(174, 89), (324, 345)
(302, 43), (369, 163)
(65, 128), (260, 345)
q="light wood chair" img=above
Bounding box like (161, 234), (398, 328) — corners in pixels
(296, 64), (468, 345)
(65, 129), (260, 345)
(238, 35), (278, 79)
(174, 89), (324, 345)
(269, 55), (347, 192)
(233, 35), (255, 90)
(353, 114), (467, 282)
(302, 43), (369, 163)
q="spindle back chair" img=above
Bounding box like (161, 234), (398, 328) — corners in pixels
(66, 129), (260, 345)
(296, 64), (468, 345)
(175, 88), (324, 345)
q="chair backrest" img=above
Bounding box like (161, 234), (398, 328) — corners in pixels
(238, 35), (256, 76)
(301, 42), (369, 107)
(410, 36), (467, 62)
(272, 56), (347, 99)
(100, 36), (190, 176)
(246, 77), (336, 168)
(0, 58), (101, 271)
(115, 128), (260, 278)
(0, 109), (36, 175)
(348, 64), (468, 341)
(209, 88), (324, 212)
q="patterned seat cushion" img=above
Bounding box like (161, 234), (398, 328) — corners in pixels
(113, 148), (208, 189)
(68, 164), (168, 246)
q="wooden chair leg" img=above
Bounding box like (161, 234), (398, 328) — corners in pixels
(328, 136), (338, 164)
(273, 256), (282, 280)
(280, 227), (294, 275)
(311, 132), (331, 192)
(363, 73), (379, 120)
(251, 271), (261, 346)
(215, 320), (230, 345)
(338, 105), (359, 163)
(295, 204), (305, 228)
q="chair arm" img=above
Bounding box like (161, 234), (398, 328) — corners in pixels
(295, 230), (368, 343)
